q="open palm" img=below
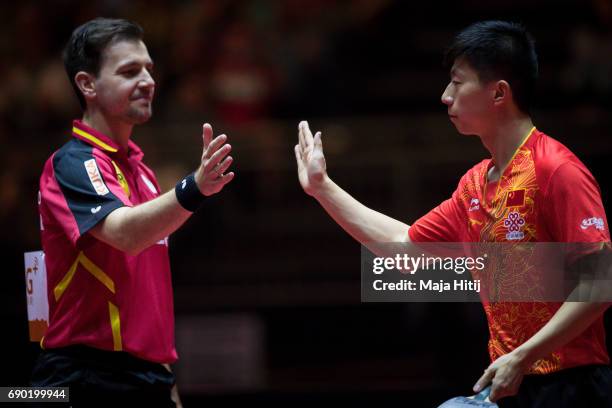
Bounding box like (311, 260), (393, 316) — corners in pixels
(295, 121), (327, 196)
(195, 123), (234, 196)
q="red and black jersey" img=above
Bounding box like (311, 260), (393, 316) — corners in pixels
(38, 120), (177, 363)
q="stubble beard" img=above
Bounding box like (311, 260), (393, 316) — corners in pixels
(127, 103), (152, 124)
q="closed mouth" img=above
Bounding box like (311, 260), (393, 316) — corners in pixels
(132, 95), (153, 102)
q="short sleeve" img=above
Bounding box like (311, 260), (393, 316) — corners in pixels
(544, 162), (610, 243)
(44, 148), (129, 244)
(408, 188), (464, 242)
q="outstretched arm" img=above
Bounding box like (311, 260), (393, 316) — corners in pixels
(90, 123), (235, 255)
(295, 121), (410, 250)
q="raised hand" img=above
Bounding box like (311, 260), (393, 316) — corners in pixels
(295, 120), (327, 196)
(194, 123), (235, 196)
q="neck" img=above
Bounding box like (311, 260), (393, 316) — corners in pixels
(82, 109), (133, 151)
(480, 113), (534, 180)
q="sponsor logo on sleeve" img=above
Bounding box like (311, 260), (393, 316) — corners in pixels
(580, 217), (604, 231)
(84, 159), (110, 196)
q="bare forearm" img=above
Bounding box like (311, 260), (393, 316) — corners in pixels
(516, 302), (609, 365)
(475, 301), (609, 400)
(313, 176), (410, 250)
(89, 124), (233, 256)
(91, 189), (192, 255)
(295, 121), (409, 251)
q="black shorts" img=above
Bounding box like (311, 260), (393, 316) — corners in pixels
(497, 365), (612, 408)
(30, 345), (176, 408)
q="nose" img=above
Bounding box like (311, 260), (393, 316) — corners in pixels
(139, 69), (155, 90)
(441, 83), (453, 106)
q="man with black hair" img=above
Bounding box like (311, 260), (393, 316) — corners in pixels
(33, 17), (234, 407)
(296, 20), (610, 407)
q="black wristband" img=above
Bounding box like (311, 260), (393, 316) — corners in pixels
(175, 173), (205, 212)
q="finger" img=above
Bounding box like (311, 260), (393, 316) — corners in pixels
(295, 145), (305, 174)
(298, 121), (306, 151)
(490, 376), (521, 402)
(300, 120), (314, 146)
(474, 368), (494, 393)
(214, 171), (235, 186)
(294, 144), (303, 162)
(203, 123), (213, 150)
(314, 131), (323, 152)
(215, 156), (233, 176)
(204, 134), (228, 159)
(489, 379), (506, 402)
(205, 143), (232, 171)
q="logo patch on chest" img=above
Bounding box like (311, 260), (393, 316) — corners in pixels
(468, 198), (480, 212)
(505, 189), (525, 207)
(504, 211), (525, 240)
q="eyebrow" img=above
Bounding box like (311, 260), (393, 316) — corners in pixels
(450, 67), (460, 77)
(116, 60), (154, 71)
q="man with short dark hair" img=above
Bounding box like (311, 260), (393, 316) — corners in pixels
(33, 17), (234, 407)
(295, 20), (611, 407)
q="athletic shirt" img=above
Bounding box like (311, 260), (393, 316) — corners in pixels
(38, 120), (177, 363)
(408, 128), (610, 374)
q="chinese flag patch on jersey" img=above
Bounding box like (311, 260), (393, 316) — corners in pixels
(506, 189), (525, 207)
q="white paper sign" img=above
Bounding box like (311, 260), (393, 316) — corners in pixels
(24, 251), (48, 342)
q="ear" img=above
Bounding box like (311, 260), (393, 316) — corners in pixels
(493, 80), (511, 106)
(74, 71), (96, 101)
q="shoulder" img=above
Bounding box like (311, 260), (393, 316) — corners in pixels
(41, 140), (89, 182)
(46, 140), (116, 196)
(51, 139), (113, 175)
(530, 131), (599, 194)
(456, 159), (489, 190)
(529, 130), (594, 187)
(531, 130), (587, 175)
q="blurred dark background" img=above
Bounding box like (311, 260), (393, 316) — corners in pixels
(2, 0), (611, 406)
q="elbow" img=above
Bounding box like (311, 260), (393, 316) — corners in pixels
(395, 227), (411, 244)
(122, 241), (146, 257)
(124, 246), (143, 257)
(111, 235), (145, 256)
(88, 207), (146, 255)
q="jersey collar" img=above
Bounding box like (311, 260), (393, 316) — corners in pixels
(71, 120), (143, 160)
(486, 126), (538, 174)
